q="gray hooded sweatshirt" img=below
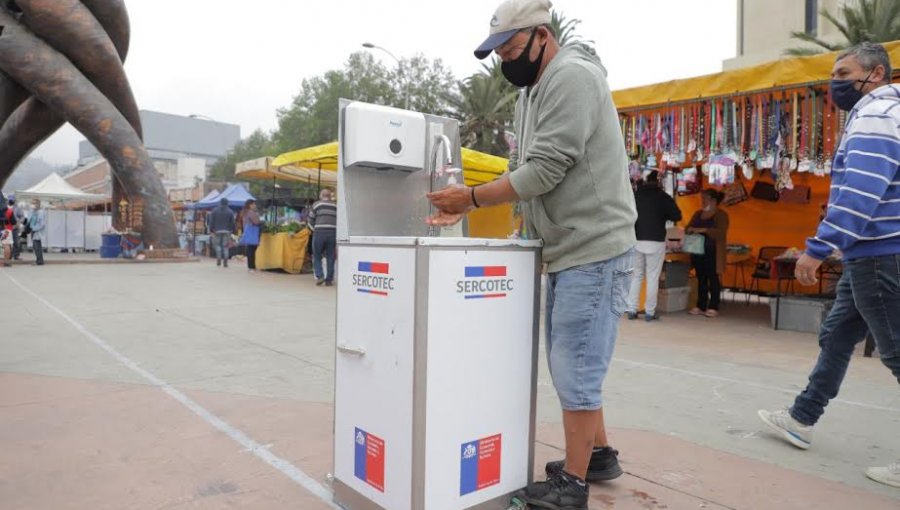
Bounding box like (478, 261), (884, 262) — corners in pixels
(508, 44), (637, 273)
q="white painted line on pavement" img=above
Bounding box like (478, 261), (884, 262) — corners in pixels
(5, 273), (340, 509)
(617, 358), (900, 414)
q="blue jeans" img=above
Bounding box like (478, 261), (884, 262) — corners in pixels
(546, 249), (634, 411)
(791, 254), (900, 426)
(214, 232), (230, 263)
(313, 230), (337, 282)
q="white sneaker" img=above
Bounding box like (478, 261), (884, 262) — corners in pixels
(757, 408), (813, 449)
(865, 461), (900, 488)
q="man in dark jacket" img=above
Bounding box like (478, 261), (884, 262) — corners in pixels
(207, 198), (235, 268)
(309, 188), (338, 286)
(626, 171), (682, 321)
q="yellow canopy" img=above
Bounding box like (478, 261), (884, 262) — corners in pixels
(272, 142), (339, 171)
(612, 40), (900, 111)
(269, 142), (509, 187)
(236, 155), (338, 186)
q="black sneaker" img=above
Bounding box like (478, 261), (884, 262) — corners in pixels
(316, 279), (326, 286)
(626, 312), (639, 320)
(545, 447), (623, 482)
(518, 470), (588, 510)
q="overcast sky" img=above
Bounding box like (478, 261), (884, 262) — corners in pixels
(29, 0), (737, 166)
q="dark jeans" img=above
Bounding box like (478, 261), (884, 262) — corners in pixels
(246, 244), (258, 270)
(12, 229), (21, 259)
(791, 254), (900, 426)
(33, 239), (43, 265)
(313, 231), (336, 282)
(691, 250), (721, 311)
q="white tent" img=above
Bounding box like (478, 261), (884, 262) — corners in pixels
(16, 173), (108, 203)
(16, 173), (111, 251)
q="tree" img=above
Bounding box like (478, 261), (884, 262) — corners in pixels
(549, 9), (591, 47)
(208, 129), (276, 182)
(396, 54), (457, 116)
(272, 52), (456, 154)
(447, 72), (517, 156)
(786, 0), (900, 56)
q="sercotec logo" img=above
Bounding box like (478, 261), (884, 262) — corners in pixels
(353, 262), (395, 296)
(457, 266), (514, 299)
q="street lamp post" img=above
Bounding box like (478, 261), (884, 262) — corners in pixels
(362, 42), (410, 110)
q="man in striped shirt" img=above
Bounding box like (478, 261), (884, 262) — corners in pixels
(309, 188), (337, 286)
(758, 42), (900, 489)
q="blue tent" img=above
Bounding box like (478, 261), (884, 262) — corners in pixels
(194, 184), (255, 210)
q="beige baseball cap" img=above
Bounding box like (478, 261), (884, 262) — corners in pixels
(474, 0), (553, 60)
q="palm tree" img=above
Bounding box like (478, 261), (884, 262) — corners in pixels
(786, 0), (900, 56)
(447, 73), (518, 156)
(550, 10), (592, 47)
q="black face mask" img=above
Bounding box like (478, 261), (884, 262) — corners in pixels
(501, 29), (546, 88)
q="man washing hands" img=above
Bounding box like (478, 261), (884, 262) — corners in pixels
(426, 1), (637, 508)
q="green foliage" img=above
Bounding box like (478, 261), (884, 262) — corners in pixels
(215, 9), (586, 173)
(208, 129), (276, 182)
(786, 0), (900, 56)
(447, 71), (517, 156)
(272, 52), (455, 154)
(550, 9), (592, 47)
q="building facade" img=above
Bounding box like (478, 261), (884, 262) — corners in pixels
(71, 110), (240, 196)
(724, 0), (844, 70)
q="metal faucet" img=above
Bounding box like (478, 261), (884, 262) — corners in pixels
(428, 134), (455, 237)
(431, 134), (453, 173)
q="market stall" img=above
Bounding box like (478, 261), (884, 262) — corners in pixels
(255, 229), (311, 274)
(611, 41), (900, 308)
(16, 173), (110, 251)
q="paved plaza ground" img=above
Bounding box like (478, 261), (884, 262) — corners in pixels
(1, 260), (897, 509)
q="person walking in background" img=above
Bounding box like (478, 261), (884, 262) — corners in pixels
(758, 42), (899, 489)
(240, 199), (262, 272)
(10, 197), (24, 260)
(208, 198), (235, 268)
(1, 197), (15, 267)
(686, 189), (729, 318)
(309, 189), (337, 286)
(28, 199), (46, 266)
(627, 171), (682, 321)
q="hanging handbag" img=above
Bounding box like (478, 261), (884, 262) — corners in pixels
(683, 234), (706, 255)
(722, 175), (749, 206)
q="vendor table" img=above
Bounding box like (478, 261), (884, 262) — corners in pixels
(771, 256), (844, 330)
(256, 230), (310, 273)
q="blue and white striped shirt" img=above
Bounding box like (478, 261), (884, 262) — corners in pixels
(807, 84), (900, 260)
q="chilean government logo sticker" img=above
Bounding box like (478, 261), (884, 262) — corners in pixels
(354, 428), (385, 492)
(353, 262), (394, 297)
(460, 434), (502, 496)
(458, 266), (513, 299)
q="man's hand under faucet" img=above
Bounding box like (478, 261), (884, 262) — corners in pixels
(426, 175), (521, 226)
